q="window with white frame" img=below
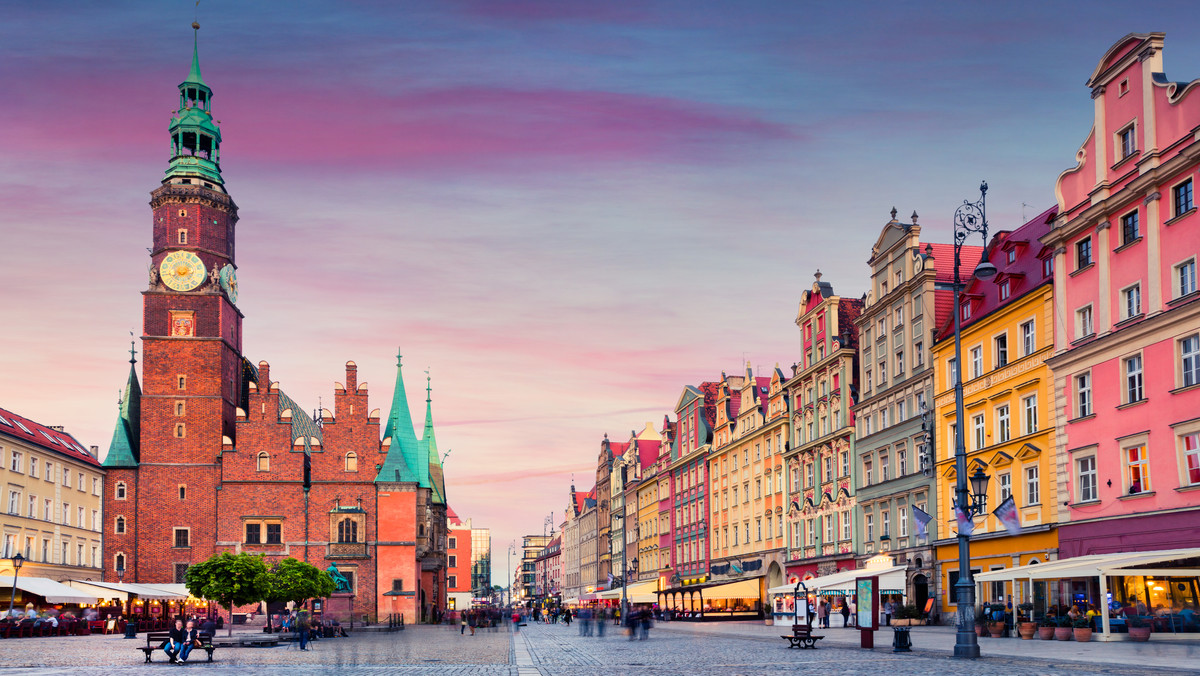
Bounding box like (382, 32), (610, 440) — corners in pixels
(896, 350), (905, 376)
(1122, 283), (1142, 320)
(1077, 455), (1098, 502)
(998, 472), (1011, 502)
(806, 518), (814, 546)
(1021, 320), (1036, 355)
(914, 341), (924, 367)
(1125, 354), (1144, 403)
(995, 334), (1008, 368)
(898, 448), (907, 476)
(864, 460), (873, 486)
(1126, 444), (1150, 493)
(1022, 395), (1038, 434)
(995, 405), (1010, 442)
(972, 414), (985, 450)
(880, 453), (890, 481)
(882, 510), (891, 538)
(865, 513), (874, 541)
(1181, 433), (1200, 486)
(840, 451), (849, 477)
(10, 450), (22, 473)
(1177, 258), (1197, 299)
(841, 510), (851, 540)
(28, 457), (37, 479)
(1182, 334), (1200, 388)
(1119, 124), (1136, 159)
(1077, 305), (1094, 339)
(970, 346), (983, 379)
(899, 506), (908, 536)
(999, 279), (1011, 300)
(947, 358), (958, 387)
(1025, 465), (1040, 505)
(1076, 372), (1093, 417)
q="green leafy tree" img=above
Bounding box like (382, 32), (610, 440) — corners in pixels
(184, 552), (268, 636)
(257, 558), (336, 630)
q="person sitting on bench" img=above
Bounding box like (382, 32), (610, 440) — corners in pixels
(165, 619), (196, 664)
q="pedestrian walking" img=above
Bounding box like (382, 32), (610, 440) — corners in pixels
(596, 607), (607, 638)
(816, 597), (827, 628)
(840, 599), (850, 627)
(884, 598), (896, 626)
(460, 612), (467, 635)
(848, 598), (857, 627)
(638, 608), (651, 640)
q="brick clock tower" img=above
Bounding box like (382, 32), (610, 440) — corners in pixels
(104, 22), (243, 584)
(102, 24), (446, 623)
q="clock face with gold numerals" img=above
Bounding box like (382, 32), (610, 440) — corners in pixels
(159, 250), (207, 291)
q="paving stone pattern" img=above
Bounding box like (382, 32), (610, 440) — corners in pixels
(0, 622), (1193, 675)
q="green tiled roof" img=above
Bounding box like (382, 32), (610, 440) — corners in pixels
(376, 350), (419, 483)
(102, 359), (141, 468)
(278, 389), (321, 452)
(423, 375), (446, 505)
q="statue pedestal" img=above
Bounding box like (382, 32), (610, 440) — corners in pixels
(325, 593), (357, 625)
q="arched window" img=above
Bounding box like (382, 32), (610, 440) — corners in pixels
(115, 516), (126, 534)
(115, 482), (127, 500)
(174, 423), (186, 438)
(345, 452), (357, 472)
(337, 518), (358, 543)
(257, 452), (269, 472)
(115, 552), (126, 572)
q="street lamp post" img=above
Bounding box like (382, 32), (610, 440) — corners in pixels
(542, 514), (553, 610)
(948, 182), (997, 658)
(7, 553), (25, 618)
(507, 541), (517, 608)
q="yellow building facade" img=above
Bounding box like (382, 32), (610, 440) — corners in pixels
(0, 407), (105, 592)
(931, 211), (1061, 616)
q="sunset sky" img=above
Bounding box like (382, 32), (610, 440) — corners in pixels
(3, 1), (1200, 565)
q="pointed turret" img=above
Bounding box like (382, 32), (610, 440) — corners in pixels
(376, 350), (419, 483)
(166, 21), (224, 186)
(422, 374), (446, 505)
(103, 343), (141, 467)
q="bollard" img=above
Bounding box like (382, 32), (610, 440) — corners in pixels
(892, 626), (912, 652)
(123, 622), (139, 639)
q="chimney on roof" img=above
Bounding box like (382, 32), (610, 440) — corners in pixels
(345, 361), (358, 390)
(49, 426), (64, 432)
(90, 445), (99, 455)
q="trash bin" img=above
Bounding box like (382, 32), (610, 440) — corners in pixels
(123, 622), (139, 639)
(892, 626), (912, 652)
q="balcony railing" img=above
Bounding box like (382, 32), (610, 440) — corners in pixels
(327, 542), (368, 559)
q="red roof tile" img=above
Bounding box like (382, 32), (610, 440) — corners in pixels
(934, 206), (1057, 341)
(0, 406), (97, 467)
(636, 440), (661, 468)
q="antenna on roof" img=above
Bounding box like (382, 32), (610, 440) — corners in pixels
(1022, 203), (1032, 222)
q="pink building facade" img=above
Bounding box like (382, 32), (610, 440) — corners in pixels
(1046, 33), (1200, 557)
(663, 383), (719, 589)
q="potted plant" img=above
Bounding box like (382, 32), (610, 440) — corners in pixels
(1017, 603), (1037, 639)
(1054, 615), (1073, 641)
(1072, 616), (1093, 642)
(1038, 615), (1057, 640)
(1128, 614), (1151, 642)
(986, 605), (1007, 638)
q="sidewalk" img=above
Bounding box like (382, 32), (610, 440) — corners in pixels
(655, 619), (1200, 671)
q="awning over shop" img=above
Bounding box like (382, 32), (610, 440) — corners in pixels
(13, 577), (98, 603)
(974, 548), (1200, 583)
(690, 578), (760, 600)
(598, 580), (658, 603)
(767, 564), (907, 597)
(66, 580), (187, 600)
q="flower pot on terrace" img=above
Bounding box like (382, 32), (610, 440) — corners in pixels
(1054, 627), (1073, 641)
(1018, 622), (1037, 639)
(1073, 627), (1093, 642)
(1038, 626), (1055, 640)
(988, 621), (1006, 637)
(1129, 626), (1151, 642)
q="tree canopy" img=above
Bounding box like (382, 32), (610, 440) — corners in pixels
(258, 557), (337, 608)
(184, 552), (268, 635)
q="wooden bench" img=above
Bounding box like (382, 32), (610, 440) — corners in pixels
(137, 631), (217, 663)
(780, 623), (825, 649)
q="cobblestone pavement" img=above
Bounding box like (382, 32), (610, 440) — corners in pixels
(1, 621), (1197, 675)
(514, 621), (1197, 676)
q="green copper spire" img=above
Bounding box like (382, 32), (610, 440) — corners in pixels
(165, 21), (224, 185)
(422, 373), (446, 505)
(184, 21), (206, 87)
(376, 350), (419, 483)
(103, 343), (141, 467)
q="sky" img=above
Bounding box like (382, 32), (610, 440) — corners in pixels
(2, 0), (1200, 569)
